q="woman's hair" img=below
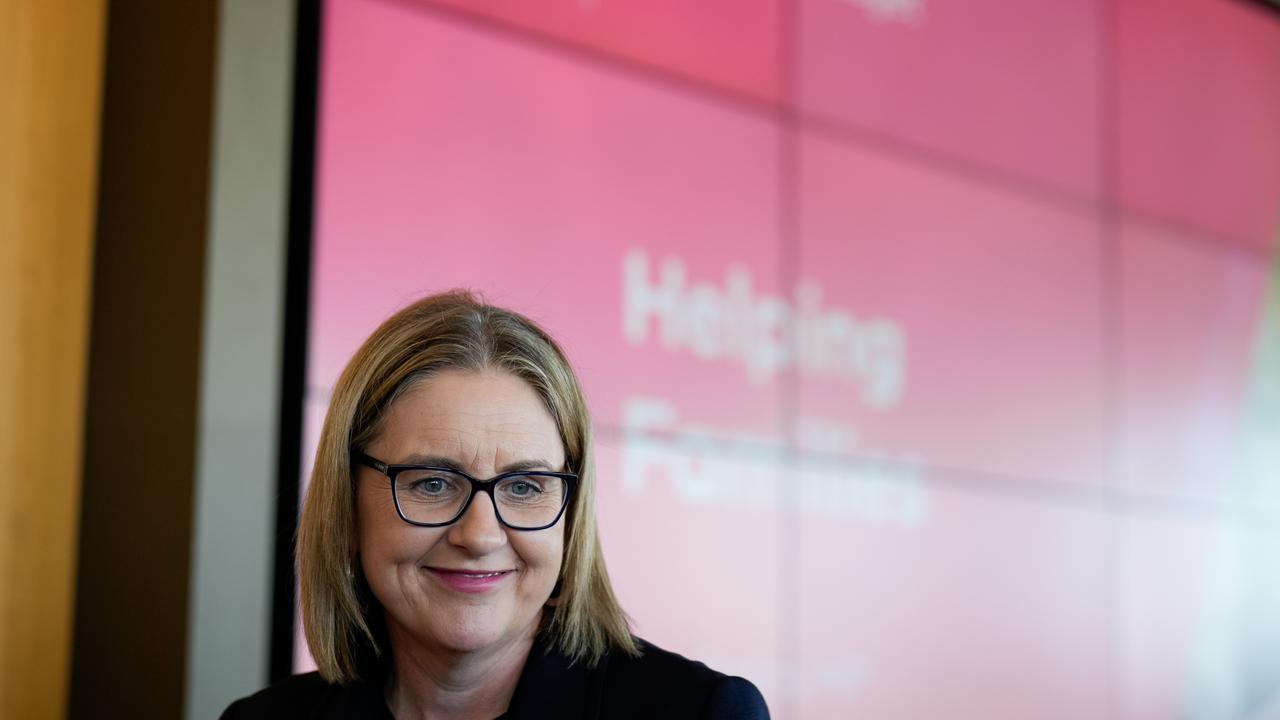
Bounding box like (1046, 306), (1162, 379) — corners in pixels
(298, 290), (638, 682)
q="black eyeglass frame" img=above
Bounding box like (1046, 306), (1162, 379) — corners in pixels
(353, 450), (578, 531)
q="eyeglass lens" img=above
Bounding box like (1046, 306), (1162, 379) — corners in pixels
(394, 469), (567, 528)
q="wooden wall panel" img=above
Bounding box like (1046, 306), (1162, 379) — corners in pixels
(0, 1), (106, 718)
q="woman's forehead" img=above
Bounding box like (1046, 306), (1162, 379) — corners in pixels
(374, 369), (564, 468)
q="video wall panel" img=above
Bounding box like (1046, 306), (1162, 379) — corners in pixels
(1118, 221), (1272, 500)
(414, 0), (782, 102)
(1115, 0), (1280, 249)
(796, 131), (1107, 484)
(1118, 516), (1280, 720)
(301, 0), (1280, 717)
(595, 433), (784, 700)
(796, 0), (1103, 197)
(797, 477), (1112, 719)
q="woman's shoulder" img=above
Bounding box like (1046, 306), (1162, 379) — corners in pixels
(219, 672), (391, 720)
(605, 638), (730, 686)
(597, 638), (770, 719)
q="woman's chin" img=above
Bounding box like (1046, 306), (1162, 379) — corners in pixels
(415, 608), (522, 654)
(428, 624), (510, 655)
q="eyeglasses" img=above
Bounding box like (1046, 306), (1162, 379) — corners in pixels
(353, 451), (577, 531)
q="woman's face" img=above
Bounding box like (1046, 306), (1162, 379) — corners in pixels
(357, 368), (566, 657)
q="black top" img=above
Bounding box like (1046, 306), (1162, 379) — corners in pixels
(221, 637), (770, 719)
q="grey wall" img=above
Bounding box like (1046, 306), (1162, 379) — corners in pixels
(184, 1), (295, 718)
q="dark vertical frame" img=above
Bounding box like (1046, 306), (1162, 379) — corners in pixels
(71, 2), (219, 716)
(270, 0), (323, 683)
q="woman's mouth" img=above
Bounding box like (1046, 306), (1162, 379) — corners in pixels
(427, 567), (514, 593)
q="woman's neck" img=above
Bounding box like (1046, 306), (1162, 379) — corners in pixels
(383, 623), (535, 720)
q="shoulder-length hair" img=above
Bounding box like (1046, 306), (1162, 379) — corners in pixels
(298, 290), (638, 682)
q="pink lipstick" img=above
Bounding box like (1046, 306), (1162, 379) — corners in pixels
(428, 568), (513, 593)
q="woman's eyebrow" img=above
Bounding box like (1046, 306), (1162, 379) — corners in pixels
(396, 454), (463, 469)
(394, 455), (556, 474)
(497, 459), (556, 474)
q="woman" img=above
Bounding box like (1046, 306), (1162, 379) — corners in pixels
(224, 291), (770, 719)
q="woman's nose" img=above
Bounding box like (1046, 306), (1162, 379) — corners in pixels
(446, 491), (507, 555)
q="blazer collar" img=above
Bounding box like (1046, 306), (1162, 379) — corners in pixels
(500, 634), (607, 720)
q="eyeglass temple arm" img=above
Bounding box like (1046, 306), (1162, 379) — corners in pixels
(351, 450), (386, 473)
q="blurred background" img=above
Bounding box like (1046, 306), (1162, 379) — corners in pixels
(3, 0), (1279, 718)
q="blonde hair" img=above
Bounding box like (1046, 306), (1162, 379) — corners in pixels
(298, 290), (638, 682)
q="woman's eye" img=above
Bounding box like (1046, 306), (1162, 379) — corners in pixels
(410, 477), (451, 494)
(504, 478), (545, 497)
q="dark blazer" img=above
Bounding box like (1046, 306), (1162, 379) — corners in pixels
(221, 637), (770, 719)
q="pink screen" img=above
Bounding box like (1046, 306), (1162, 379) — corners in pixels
(300, 1), (1280, 717)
